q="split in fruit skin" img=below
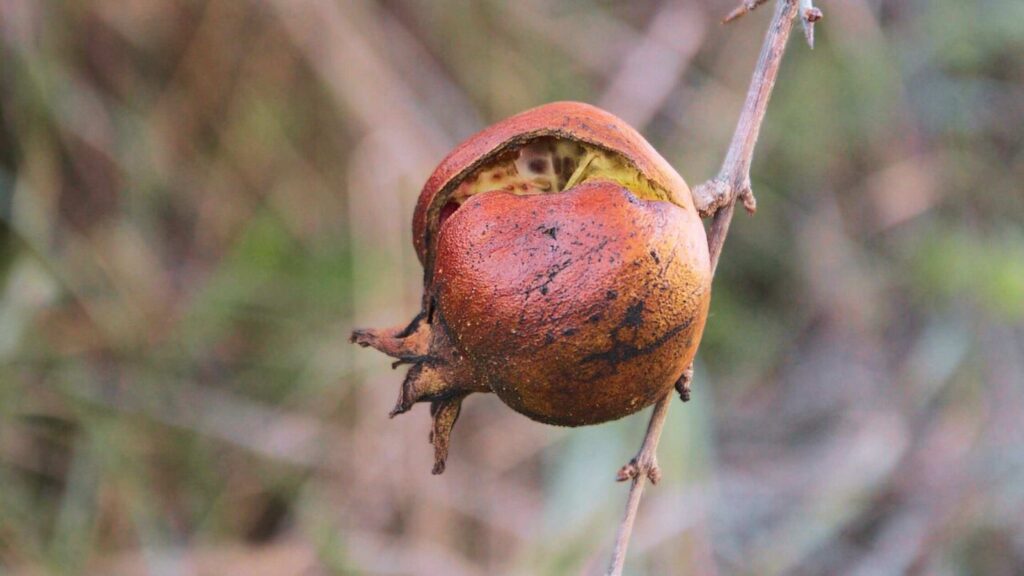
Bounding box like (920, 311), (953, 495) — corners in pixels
(432, 136), (674, 232)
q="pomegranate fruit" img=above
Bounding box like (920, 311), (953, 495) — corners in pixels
(352, 102), (711, 474)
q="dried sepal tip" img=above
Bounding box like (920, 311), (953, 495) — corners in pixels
(351, 314), (478, 474)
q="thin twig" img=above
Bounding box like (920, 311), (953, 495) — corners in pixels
(694, 0), (806, 265)
(607, 393), (671, 575)
(606, 1), (817, 574)
(723, 0), (771, 23)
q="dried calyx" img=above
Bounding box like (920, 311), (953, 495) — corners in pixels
(353, 102), (711, 474)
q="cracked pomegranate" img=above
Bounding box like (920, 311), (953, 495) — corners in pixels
(352, 102), (711, 474)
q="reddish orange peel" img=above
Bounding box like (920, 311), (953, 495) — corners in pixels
(353, 102), (710, 474)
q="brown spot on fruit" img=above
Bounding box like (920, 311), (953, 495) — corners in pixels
(623, 301), (644, 328)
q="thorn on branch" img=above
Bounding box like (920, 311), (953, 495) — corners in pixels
(675, 364), (694, 402)
(739, 185), (757, 214)
(723, 0), (823, 50)
(723, 0), (770, 24)
(800, 0), (823, 48)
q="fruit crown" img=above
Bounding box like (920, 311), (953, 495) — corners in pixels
(412, 102), (695, 271)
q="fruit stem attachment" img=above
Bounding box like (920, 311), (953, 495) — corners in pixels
(607, 2), (816, 574)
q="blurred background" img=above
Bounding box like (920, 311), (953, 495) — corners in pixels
(1, 0), (1023, 574)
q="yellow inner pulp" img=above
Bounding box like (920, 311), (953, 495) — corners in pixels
(446, 137), (670, 210)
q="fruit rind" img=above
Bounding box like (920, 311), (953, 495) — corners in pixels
(354, 102), (712, 472)
(413, 101), (698, 271)
(433, 180), (709, 426)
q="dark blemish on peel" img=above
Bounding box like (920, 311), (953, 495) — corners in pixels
(581, 317), (694, 371)
(623, 301), (644, 328)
